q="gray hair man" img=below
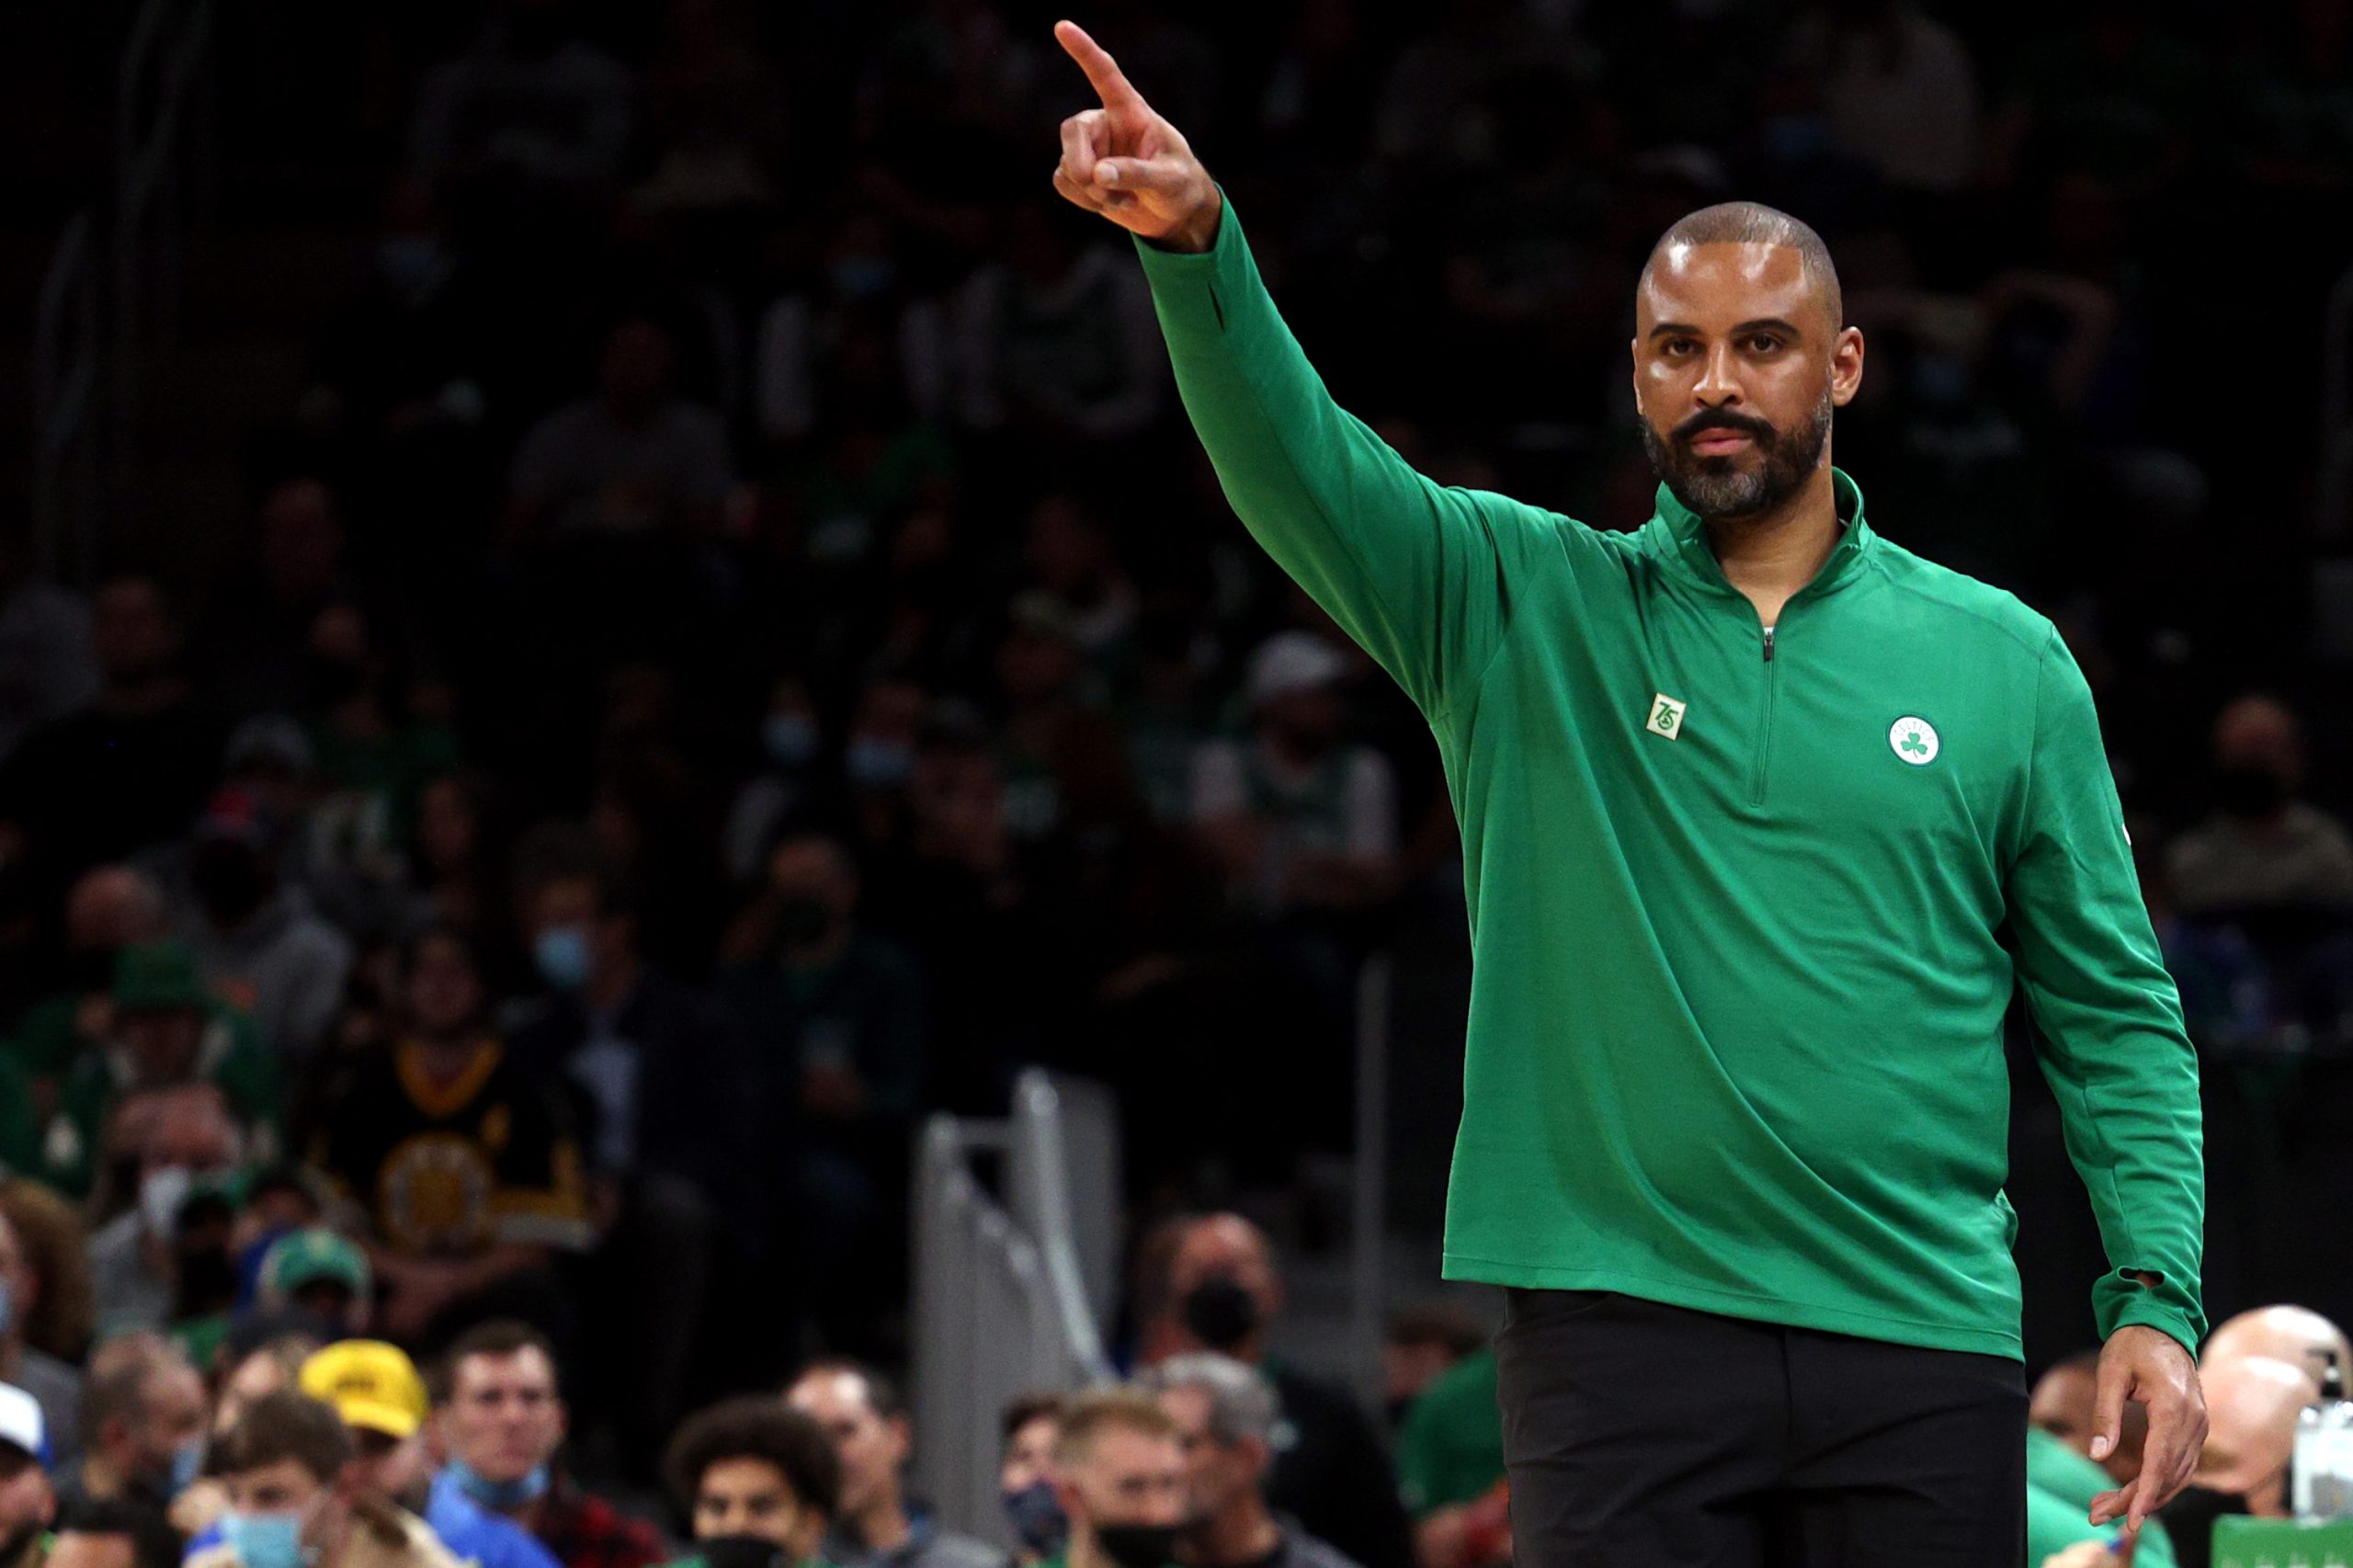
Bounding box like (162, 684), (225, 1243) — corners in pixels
(1138, 1356), (1362, 1568)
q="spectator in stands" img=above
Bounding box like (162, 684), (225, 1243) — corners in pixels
(0, 576), (217, 906)
(255, 1232), (371, 1338)
(506, 862), (745, 1472)
(509, 859), (752, 1210)
(752, 209), (948, 446)
(1380, 1306), (1485, 1429)
(1022, 495), (1137, 700)
(6, 866), (171, 1101)
(172, 785), (353, 1067)
(2025, 1352), (2173, 1567)
(0, 1384), (54, 1568)
(1392, 1336), (1504, 1568)
(0, 1210), (81, 1475)
(193, 1390), (452, 1568)
(1136, 1216), (1413, 1568)
(85, 1085), (248, 1341)
(194, 478), (352, 722)
(988, 594), (1145, 883)
(301, 1343), (556, 1568)
(2168, 695), (2353, 914)
(506, 321), (733, 547)
(998, 1394), (1063, 1568)
(661, 1399), (839, 1568)
(43, 946), (277, 1202)
(717, 832), (922, 1351)
(410, 0), (635, 198)
(1141, 1353), (1363, 1568)
(295, 602), (461, 940)
(57, 1335), (204, 1568)
(430, 1322), (663, 1568)
(949, 199), (1165, 442)
(1191, 633), (1397, 925)
(401, 772), (500, 939)
(785, 1359), (994, 1568)
(307, 926), (590, 1345)
(1046, 1391), (1188, 1568)
(722, 677), (829, 887)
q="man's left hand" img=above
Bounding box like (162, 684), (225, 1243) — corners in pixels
(2087, 1324), (2208, 1534)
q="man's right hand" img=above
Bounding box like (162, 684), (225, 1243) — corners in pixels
(1051, 18), (1222, 253)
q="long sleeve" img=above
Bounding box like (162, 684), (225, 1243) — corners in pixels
(2006, 627), (2206, 1356)
(1131, 194), (1547, 721)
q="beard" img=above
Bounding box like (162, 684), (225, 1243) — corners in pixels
(1641, 390), (1834, 521)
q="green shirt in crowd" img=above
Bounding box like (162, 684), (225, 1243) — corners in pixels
(1132, 195), (2205, 1360)
(2025, 1425), (2176, 1566)
(1396, 1348), (1505, 1517)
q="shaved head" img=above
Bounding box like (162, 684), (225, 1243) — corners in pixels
(1643, 202), (1843, 333)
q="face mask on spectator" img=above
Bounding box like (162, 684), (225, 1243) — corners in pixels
(534, 925), (594, 992)
(699, 1537), (791, 1568)
(1002, 1481), (1067, 1556)
(141, 1166), (193, 1237)
(1093, 1523), (1180, 1568)
(1181, 1277), (1261, 1354)
(223, 1507), (313, 1568)
(2216, 764), (2290, 820)
(449, 1457), (550, 1510)
(844, 736), (915, 789)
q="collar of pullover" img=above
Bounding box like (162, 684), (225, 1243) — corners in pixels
(1644, 465), (1877, 603)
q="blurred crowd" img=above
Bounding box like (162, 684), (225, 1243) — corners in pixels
(5, 0), (2353, 1564)
(0, 1207), (2346, 1568)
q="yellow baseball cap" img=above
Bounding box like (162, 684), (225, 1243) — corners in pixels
(299, 1340), (428, 1439)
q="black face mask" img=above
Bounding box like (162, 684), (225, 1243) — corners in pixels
(699, 1537), (790, 1568)
(1093, 1523), (1181, 1568)
(2216, 764), (2290, 821)
(2154, 1483), (2248, 1568)
(189, 843), (272, 924)
(1181, 1278), (1261, 1353)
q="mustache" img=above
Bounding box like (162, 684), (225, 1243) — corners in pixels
(1672, 409), (1778, 447)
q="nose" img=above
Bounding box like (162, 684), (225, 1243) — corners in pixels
(1693, 340), (1744, 409)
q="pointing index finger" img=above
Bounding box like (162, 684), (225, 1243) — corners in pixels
(1055, 19), (1145, 114)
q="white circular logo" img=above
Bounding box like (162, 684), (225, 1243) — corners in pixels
(1889, 717), (1939, 765)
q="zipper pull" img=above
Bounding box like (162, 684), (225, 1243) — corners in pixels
(1763, 626), (1776, 662)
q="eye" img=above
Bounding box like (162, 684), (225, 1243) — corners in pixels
(1745, 333), (1783, 354)
(1663, 337), (1697, 357)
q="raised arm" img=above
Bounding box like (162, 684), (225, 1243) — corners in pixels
(1049, 19), (1544, 720)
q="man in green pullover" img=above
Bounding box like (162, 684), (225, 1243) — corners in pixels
(1049, 19), (2208, 1567)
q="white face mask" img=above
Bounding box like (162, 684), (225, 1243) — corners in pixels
(139, 1166), (194, 1236)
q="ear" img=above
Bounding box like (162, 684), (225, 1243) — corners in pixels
(1829, 325), (1866, 407)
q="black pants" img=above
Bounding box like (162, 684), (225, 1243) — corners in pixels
(1495, 1289), (2027, 1567)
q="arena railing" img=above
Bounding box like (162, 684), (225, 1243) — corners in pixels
(910, 1069), (1119, 1540)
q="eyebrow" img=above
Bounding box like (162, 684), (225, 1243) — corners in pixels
(1646, 318), (1806, 341)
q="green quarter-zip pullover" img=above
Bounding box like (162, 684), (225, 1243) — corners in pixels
(1133, 196), (2204, 1359)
